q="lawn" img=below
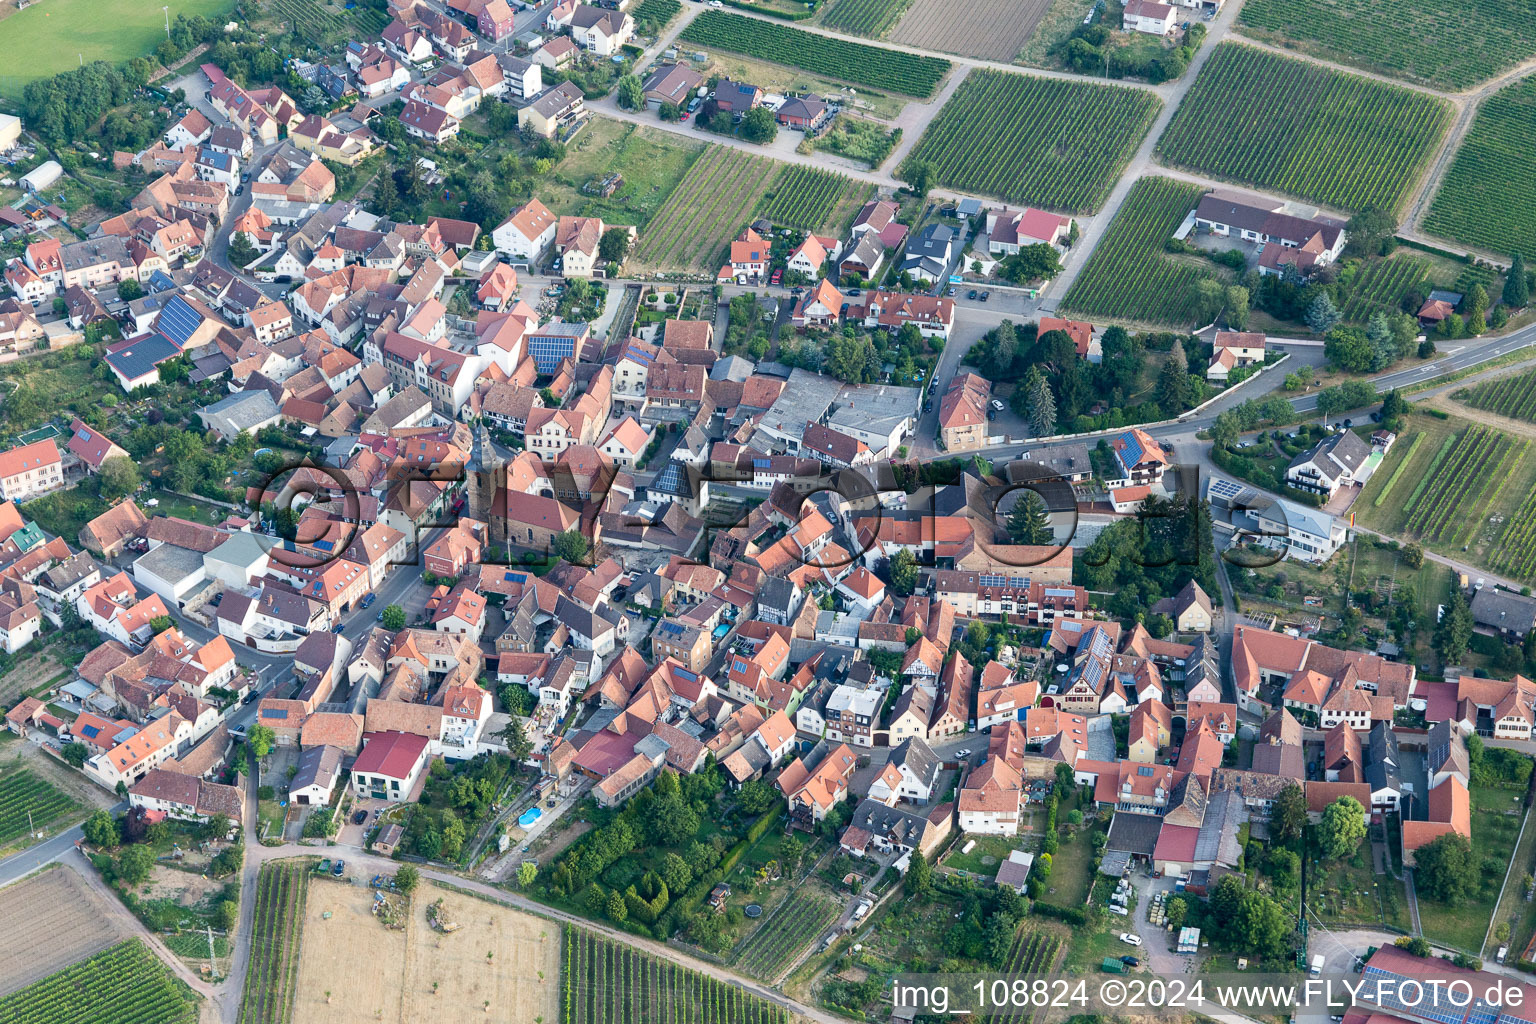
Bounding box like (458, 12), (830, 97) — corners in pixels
(1423, 77), (1536, 260)
(541, 116), (703, 230)
(1155, 43), (1452, 215)
(943, 834), (1026, 877)
(0, 0), (236, 106)
(1418, 784), (1527, 954)
(1035, 822), (1100, 910)
(1237, 0), (1536, 90)
(901, 69), (1160, 213)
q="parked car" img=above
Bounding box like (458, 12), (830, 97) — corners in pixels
(990, 399), (1005, 412)
(352, 810), (367, 825)
(360, 593), (376, 609)
(333, 859), (346, 876)
(1119, 933), (1142, 946)
(967, 289), (977, 299)
(1108, 904), (1128, 916)
(847, 288), (861, 296)
(1121, 956), (1140, 966)
(979, 291), (990, 302)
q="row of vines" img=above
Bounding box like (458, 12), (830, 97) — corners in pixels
(1401, 427), (1527, 546)
(731, 890), (840, 980)
(986, 929), (1064, 1024)
(562, 923), (790, 1024)
(236, 862), (309, 1024)
(679, 11), (950, 96)
(901, 69), (1160, 214)
(1156, 43), (1451, 214)
(0, 769), (81, 845)
(0, 940), (198, 1024)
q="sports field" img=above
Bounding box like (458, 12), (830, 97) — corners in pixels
(0, 0), (235, 106)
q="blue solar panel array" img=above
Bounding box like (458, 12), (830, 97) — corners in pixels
(1361, 965), (1500, 1024)
(503, 571), (530, 584)
(147, 270), (177, 293)
(529, 333), (576, 373)
(157, 295), (203, 348)
(264, 708), (288, 719)
(1117, 431), (1144, 469)
(675, 667), (698, 683)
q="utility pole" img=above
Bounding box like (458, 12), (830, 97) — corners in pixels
(163, 6), (171, 39)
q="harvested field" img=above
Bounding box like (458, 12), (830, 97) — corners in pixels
(888, 0), (1050, 61)
(291, 884), (560, 1024)
(0, 866), (132, 997)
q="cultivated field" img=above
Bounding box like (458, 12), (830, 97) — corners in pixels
(1155, 43), (1452, 215)
(731, 890), (840, 981)
(992, 930), (1065, 1024)
(820, 0), (911, 37)
(564, 923), (789, 1024)
(901, 70), (1160, 213)
(679, 11), (951, 96)
(634, 147), (777, 274)
(1237, 0), (1536, 91)
(888, 0), (1051, 62)
(292, 884), (560, 1024)
(0, 0), (235, 105)
(237, 862), (309, 1024)
(1423, 77), (1536, 260)
(756, 166), (873, 233)
(631, 0), (682, 33)
(0, 867), (133, 997)
(1059, 176), (1221, 326)
(1460, 368), (1536, 426)
(0, 940), (198, 1024)
(1356, 414), (1536, 580)
(0, 768), (82, 847)
(1339, 255), (1431, 323)
(261, 0), (385, 47)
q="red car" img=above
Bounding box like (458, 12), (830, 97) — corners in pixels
(770, 269), (782, 285)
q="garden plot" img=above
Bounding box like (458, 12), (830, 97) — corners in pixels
(633, 147), (777, 275)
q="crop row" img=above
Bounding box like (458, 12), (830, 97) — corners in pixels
(990, 930), (1064, 1024)
(1424, 76), (1536, 260)
(1060, 176), (1215, 326)
(1462, 367), (1536, 425)
(0, 940), (198, 1024)
(1340, 257), (1428, 323)
(732, 890), (839, 980)
(638, 147), (779, 272)
(821, 0), (908, 36)
(0, 769), (80, 844)
(237, 862), (308, 1024)
(678, 11), (950, 96)
(1237, 0), (1536, 91)
(1156, 43), (1451, 214)
(632, 0), (683, 31)
(902, 70), (1159, 214)
(1371, 431), (1422, 507)
(756, 166), (866, 232)
(1492, 485), (1536, 581)
(1402, 427), (1524, 543)
(563, 923), (789, 1024)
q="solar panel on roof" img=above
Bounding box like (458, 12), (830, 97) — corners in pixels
(265, 708), (288, 719)
(1119, 431), (1144, 467)
(157, 295), (203, 347)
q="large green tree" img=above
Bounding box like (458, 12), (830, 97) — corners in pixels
(1007, 491), (1053, 545)
(1317, 796), (1367, 859)
(1435, 589), (1473, 664)
(1505, 253), (1529, 308)
(1413, 832), (1477, 902)
(1269, 782), (1307, 846)
(1155, 341), (1191, 412)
